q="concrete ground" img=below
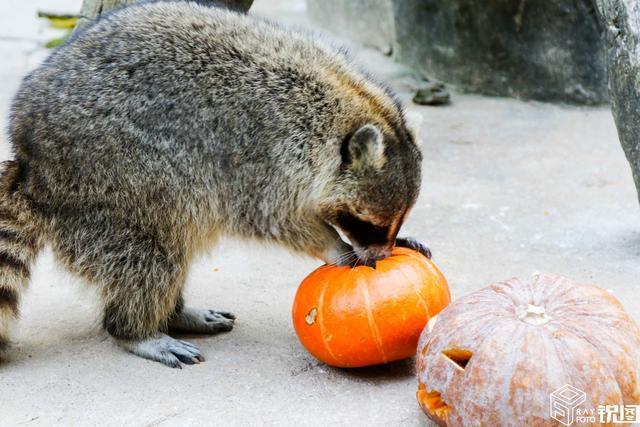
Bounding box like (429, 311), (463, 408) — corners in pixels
(1, 1), (639, 426)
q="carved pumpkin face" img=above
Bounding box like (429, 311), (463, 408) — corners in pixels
(416, 274), (640, 426)
(292, 247), (450, 368)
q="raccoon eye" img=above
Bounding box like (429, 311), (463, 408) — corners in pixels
(334, 212), (390, 246)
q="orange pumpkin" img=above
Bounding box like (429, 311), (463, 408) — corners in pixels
(292, 247), (450, 368)
(416, 273), (640, 426)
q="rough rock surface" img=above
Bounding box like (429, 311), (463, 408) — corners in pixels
(391, 0), (607, 104)
(595, 0), (640, 204)
(307, 0), (608, 104)
(306, 0), (395, 54)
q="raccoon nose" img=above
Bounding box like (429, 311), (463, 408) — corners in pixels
(358, 244), (392, 267)
(358, 250), (390, 268)
(372, 243), (393, 259)
(381, 245), (393, 259)
(361, 257), (377, 268)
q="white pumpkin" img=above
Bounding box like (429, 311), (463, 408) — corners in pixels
(416, 274), (640, 426)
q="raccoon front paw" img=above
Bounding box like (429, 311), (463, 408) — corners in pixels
(395, 237), (432, 259)
(119, 333), (204, 368)
(169, 307), (235, 334)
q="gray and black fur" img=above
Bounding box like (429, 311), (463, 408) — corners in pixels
(1, 1), (425, 367)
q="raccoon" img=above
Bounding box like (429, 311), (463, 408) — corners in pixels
(1, 1), (428, 367)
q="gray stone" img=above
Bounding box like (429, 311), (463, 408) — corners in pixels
(595, 0), (640, 204)
(392, 0), (608, 104)
(412, 81), (450, 106)
(306, 0), (394, 53)
(307, 0), (608, 104)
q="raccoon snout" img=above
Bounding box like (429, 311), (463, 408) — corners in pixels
(356, 244), (392, 268)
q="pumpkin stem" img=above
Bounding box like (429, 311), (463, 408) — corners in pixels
(517, 304), (552, 325)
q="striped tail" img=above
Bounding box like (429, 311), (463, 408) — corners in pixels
(0, 161), (43, 354)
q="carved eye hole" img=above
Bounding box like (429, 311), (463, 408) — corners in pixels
(441, 348), (473, 371)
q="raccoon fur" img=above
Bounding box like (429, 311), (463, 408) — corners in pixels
(1, 1), (427, 367)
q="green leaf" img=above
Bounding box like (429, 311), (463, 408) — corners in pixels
(38, 10), (78, 29)
(38, 10), (77, 48)
(44, 31), (72, 49)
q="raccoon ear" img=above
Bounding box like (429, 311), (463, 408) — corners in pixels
(343, 124), (386, 170)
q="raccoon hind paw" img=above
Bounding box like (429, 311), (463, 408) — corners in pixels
(119, 333), (204, 368)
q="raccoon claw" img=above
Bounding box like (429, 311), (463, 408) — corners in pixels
(395, 237), (432, 259)
(119, 333), (204, 368)
(169, 307), (235, 334)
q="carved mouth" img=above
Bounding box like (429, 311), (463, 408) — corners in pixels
(417, 384), (451, 421)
